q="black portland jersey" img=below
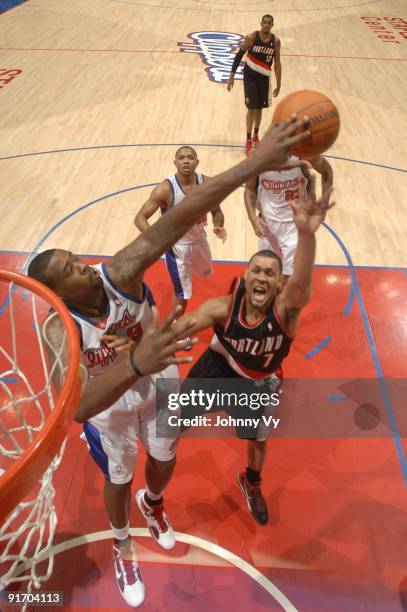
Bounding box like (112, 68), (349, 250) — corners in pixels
(210, 277), (293, 379)
(244, 32), (276, 79)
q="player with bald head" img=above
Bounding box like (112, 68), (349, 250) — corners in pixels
(135, 146), (227, 314)
(27, 118), (312, 605)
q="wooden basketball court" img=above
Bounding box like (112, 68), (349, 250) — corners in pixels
(0, 0), (406, 610)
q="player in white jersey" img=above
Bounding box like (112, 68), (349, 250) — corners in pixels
(245, 154), (333, 279)
(27, 116), (312, 608)
(135, 146), (227, 314)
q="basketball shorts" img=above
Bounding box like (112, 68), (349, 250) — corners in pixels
(182, 348), (282, 441)
(83, 365), (179, 484)
(165, 235), (213, 300)
(243, 72), (269, 110)
(259, 219), (298, 276)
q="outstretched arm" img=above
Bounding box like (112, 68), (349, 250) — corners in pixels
(134, 181), (171, 232)
(172, 295), (231, 337)
(106, 116), (311, 296)
(43, 306), (198, 423)
(276, 176), (334, 334)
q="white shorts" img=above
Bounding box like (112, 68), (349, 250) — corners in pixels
(83, 366), (179, 485)
(259, 219), (298, 276)
(165, 235), (213, 300)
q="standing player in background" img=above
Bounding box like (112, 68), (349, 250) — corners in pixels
(28, 117), (311, 607)
(135, 146), (227, 315)
(227, 15), (281, 156)
(174, 175), (334, 526)
(245, 154), (333, 281)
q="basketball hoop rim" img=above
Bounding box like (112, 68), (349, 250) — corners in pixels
(0, 270), (81, 523)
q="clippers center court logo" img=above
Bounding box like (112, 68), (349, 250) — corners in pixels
(178, 31), (244, 83)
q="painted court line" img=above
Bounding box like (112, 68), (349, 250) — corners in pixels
(0, 144), (405, 483)
(1, 144), (406, 175)
(305, 336), (331, 360)
(111, 0), (382, 14)
(323, 223), (407, 485)
(18, 529), (298, 611)
(2, 250), (405, 272)
(1, 47), (405, 62)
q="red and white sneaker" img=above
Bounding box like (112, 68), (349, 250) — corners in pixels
(245, 138), (253, 156)
(136, 489), (175, 550)
(113, 542), (145, 607)
(251, 133), (260, 148)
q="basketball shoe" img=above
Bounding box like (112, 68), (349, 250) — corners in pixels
(136, 489), (175, 550)
(237, 471), (269, 526)
(113, 540), (145, 607)
(245, 138), (253, 156)
(251, 133), (260, 149)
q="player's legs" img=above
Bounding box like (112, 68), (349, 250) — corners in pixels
(190, 235), (213, 279)
(252, 109), (262, 148)
(82, 418), (138, 524)
(136, 368), (179, 550)
(237, 439), (269, 526)
(253, 109), (262, 130)
(246, 109), (255, 137)
(104, 478), (132, 530)
(237, 371), (282, 527)
(279, 221), (298, 280)
(259, 219), (293, 284)
(247, 438), (268, 472)
(258, 228), (282, 260)
(251, 78), (269, 146)
(144, 453), (176, 497)
(165, 245), (192, 315)
(244, 74), (258, 154)
(83, 417), (144, 605)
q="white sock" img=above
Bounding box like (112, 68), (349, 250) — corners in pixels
(145, 487), (162, 502)
(111, 522), (130, 541)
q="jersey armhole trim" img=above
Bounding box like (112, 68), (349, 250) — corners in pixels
(223, 277), (240, 334)
(165, 178), (175, 207)
(101, 263), (148, 304)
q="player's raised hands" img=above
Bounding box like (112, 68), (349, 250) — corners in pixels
(129, 305), (198, 375)
(251, 115), (312, 172)
(290, 175), (335, 235)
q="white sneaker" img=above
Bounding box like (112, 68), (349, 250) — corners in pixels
(136, 489), (175, 550)
(113, 542), (145, 607)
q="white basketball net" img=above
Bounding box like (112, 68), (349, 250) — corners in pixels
(0, 279), (75, 607)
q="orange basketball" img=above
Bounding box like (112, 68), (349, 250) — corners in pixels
(273, 90), (340, 157)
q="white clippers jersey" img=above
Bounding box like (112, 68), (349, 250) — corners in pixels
(257, 157), (308, 223)
(165, 173), (205, 244)
(69, 263), (155, 380)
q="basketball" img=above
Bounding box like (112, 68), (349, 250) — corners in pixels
(273, 90), (340, 157)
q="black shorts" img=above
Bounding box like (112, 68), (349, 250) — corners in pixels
(243, 71), (269, 110)
(181, 348), (272, 439)
(187, 347), (242, 379)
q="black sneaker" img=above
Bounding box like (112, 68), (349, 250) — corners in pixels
(237, 471), (269, 526)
